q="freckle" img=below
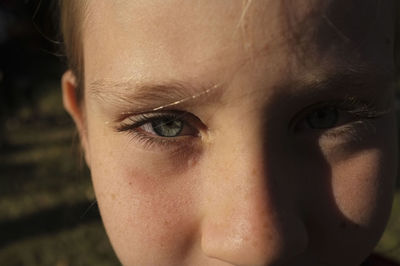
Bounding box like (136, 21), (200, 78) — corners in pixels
(263, 222), (268, 229)
(251, 168), (257, 176)
(111, 194), (116, 200)
(187, 157), (198, 168)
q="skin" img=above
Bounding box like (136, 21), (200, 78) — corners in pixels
(62, 0), (398, 265)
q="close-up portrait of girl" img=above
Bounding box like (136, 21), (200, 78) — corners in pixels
(58, 0), (399, 265)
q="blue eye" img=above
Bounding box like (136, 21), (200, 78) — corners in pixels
(116, 111), (203, 150)
(306, 106), (339, 129)
(117, 111), (200, 141)
(150, 118), (184, 137)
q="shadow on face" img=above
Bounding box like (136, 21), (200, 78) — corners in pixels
(63, 0), (398, 265)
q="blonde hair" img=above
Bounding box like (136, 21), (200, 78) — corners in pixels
(60, 0), (87, 103)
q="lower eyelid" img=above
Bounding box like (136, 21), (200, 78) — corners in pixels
(127, 130), (185, 149)
(123, 123), (202, 151)
(319, 119), (377, 141)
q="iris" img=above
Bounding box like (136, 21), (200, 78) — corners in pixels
(306, 106), (339, 129)
(151, 118), (184, 137)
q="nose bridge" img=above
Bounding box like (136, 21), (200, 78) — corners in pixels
(200, 125), (308, 265)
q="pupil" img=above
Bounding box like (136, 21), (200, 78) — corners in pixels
(152, 118), (183, 137)
(306, 107), (338, 129)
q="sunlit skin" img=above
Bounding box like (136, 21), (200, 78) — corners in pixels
(62, 0), (398, 265)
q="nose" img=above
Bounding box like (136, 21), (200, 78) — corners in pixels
(200, 131), (308, 266)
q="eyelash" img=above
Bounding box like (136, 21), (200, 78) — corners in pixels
(115, 98), (386, 149)
(116, 111), (200, 149)
(292, 98), (384, 139)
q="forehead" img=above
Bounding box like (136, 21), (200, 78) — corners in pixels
(82, 0), (395, 87)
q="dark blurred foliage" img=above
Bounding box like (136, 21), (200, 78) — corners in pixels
(0, 2), (119, 265)
(0, 0), (64, 144)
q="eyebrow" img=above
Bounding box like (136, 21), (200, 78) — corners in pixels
(280, 68), (395, 121)
(88, 66), (394, 118)
(88, 79), (224, 116)
(289, 66), (394, 99)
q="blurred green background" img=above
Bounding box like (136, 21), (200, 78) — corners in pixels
(0, 1), (119, 265)
(0, 1), (399, 265)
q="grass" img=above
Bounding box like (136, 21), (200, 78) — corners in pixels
(376, 192), (400, 262)
(0, 81), (399, 265)
(0, 83), (119, 266)
(0, 222), (118, 266)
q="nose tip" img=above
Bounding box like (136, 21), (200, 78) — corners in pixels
(201, 206), (308, 266)
(199, 122), (308, 265)
(199, 156), (308, 265)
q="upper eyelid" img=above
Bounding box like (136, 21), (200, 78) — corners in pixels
(115, 113), (179, 132)
(289, 101), (337, 129)
(130, 111), (186, 125)
(288, 99), (383, 131)
(115, 110), (204, 134)
(114, 109), (186, 123)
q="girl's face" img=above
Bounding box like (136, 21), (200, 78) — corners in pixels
(63, 0), (398, 265)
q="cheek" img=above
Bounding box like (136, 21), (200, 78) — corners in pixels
(87, 130), (202, 265)
(315, 146), (396, 264)
(298, 118), (397, 264)
(324, 117), (397, 230)
(330, 149), (394, 227)
(313, 115), (398, 232)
